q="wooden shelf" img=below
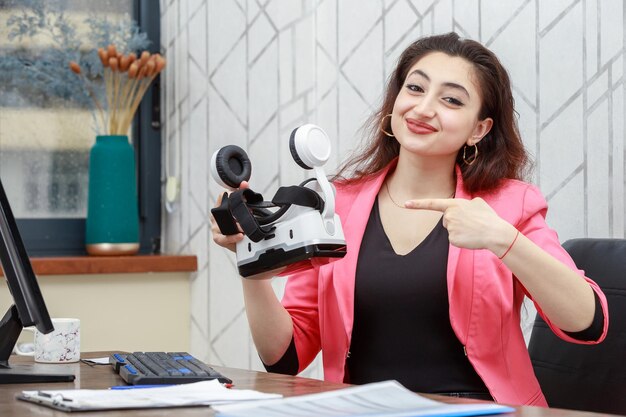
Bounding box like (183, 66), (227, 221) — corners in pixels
(0, 255), (197, 276)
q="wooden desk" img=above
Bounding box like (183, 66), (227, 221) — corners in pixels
(0, 352), (619, 416)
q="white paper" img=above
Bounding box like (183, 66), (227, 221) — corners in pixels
(20, 379), (282, 411)
(213, 380), (515, 417)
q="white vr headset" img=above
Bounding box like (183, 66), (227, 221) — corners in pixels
(210, 124), (347, 278)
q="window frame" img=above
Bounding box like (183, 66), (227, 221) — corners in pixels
(15, 0), (162, 256)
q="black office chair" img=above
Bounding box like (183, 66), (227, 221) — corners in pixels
(528, 238), (626, 415)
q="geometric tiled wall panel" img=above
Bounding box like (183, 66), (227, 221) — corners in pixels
(161, 0), (625, 380)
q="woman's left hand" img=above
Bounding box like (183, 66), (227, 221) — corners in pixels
(405, 197), (515, 253)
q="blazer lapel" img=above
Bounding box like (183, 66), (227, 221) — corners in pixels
(332, 164), (393, 340)
(446, 165), (473, 345)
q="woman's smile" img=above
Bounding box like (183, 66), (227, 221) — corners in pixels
(406, 118), (439, 135)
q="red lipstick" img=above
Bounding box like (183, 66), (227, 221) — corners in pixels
(406, 119), (438, 135)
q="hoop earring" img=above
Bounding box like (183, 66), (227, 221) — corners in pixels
(380, 114), (394, 137)
(463, 144), (478, 165)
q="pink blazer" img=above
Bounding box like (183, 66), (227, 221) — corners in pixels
(281, 161), (609, 406)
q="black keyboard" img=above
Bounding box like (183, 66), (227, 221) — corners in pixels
(110, 352), (232, 385)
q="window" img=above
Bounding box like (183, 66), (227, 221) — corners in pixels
(0, 0), (161, 256)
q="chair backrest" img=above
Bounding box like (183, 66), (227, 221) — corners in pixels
(528, 238), (626, 415)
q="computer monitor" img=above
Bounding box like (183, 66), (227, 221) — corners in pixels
(0, 177), (74, 383)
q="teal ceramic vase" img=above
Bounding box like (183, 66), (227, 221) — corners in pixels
(85, 135), (139, 255)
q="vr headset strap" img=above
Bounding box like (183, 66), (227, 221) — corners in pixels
(210, 191), (275, 237)
(272, 186), (325, 212)
(210, 192), (240, 235)
(229, 189), (273, 243)
(225, 186), (326, 243)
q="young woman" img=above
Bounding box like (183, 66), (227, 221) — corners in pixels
(211, 32), (608, 406)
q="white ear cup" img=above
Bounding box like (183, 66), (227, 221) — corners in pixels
(210, 145), (252, 191)
(210, 150), (233, 190)
(290, 124), (331, 168)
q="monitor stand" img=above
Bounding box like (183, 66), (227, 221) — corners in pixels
(0, 305), (75, 384)
(0, 364), (75, 384)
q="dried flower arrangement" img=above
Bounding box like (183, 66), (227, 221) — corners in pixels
(69, 46), (166, 136)
(1, 0), (153, 134)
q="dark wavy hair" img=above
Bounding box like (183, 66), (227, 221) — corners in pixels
(334, 32), (531, 195)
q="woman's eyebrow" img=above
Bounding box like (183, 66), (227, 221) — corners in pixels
(408, 69), (471, 99)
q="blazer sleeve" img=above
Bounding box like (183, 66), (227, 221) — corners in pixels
(515, 184), (609, 344)
(279, 266), (322, 373)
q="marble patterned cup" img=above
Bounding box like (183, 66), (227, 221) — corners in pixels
(16, 318), (81, 363)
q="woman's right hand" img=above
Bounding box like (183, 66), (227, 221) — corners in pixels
(211, 181), (294, 361)
(210, 180), (249, 253)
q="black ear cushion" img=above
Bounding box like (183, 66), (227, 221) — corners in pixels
(215, 145), (252, 189)
(289, 128), (312, 170)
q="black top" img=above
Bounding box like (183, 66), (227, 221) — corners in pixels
(345, 199), (489, 394)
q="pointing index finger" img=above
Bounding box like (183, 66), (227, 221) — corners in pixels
(404, 198), (457, 212)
